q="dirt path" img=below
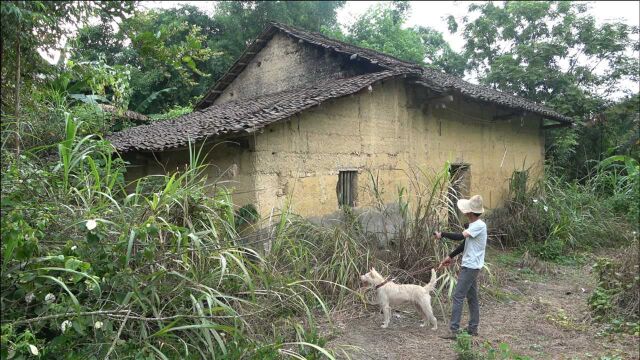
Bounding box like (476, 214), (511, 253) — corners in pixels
(323, 252), (639, 359)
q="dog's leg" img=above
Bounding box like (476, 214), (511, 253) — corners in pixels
(381, 304), (391, 328)
(419, 298), (438, 331)
(416, 302), (428, 327)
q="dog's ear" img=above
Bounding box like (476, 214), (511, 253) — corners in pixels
(370, 267), (375, 272)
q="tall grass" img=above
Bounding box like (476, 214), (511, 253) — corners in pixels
(487, 164), (637, 261)
(1, 122), (336, 358)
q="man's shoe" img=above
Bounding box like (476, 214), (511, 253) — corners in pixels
(440, 330), (463, 340)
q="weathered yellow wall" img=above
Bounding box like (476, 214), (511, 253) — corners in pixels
(249, 78), (544, 218)
(124, 78), (544, 220)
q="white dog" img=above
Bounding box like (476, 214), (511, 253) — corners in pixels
(360, 268), (438, 330)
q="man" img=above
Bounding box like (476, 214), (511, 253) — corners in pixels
(434, 194), (487, 339)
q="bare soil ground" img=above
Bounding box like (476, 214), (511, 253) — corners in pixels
(322, 250), (639, 359)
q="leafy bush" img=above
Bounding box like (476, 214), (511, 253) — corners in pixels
(148, 105), (193, 122)
(454, 332), (532, 360)
(589, 240), (640, 335)
(487, 168), (635, 261)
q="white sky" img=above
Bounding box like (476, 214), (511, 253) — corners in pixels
(42, 1), (639, 95)
(144, 1), (640, 53)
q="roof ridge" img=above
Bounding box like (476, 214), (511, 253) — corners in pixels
(269, 22), (423, 70)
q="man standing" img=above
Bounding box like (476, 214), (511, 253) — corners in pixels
(434, 195), (487, 339)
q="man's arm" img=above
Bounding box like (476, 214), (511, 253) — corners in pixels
(448, 240), (465, 258)
(440, 232), (465, 241)
(435, 223), (469, 241)
(435, 223), (469, 269)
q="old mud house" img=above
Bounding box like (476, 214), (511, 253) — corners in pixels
(108, 23), (572, 226)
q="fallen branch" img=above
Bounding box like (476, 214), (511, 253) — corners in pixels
(105, 309), (130, 360)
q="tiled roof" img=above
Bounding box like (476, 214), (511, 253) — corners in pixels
(109, 23), (573, 153)
(108, 71), (406, 152)
(196, 23), (572, 124)
(416, 68), (573, 123)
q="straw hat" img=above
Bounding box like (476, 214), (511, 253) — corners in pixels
(457, 195), (484, 214)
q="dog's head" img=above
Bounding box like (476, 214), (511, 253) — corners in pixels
(360, 267), (382, 286)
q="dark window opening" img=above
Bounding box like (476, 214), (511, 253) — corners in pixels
(448, 164), (470, 228)
(337, 171), (358, 207)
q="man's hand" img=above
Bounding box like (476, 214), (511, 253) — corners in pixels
(438, 256), (452, 270)
(434, 231), (442, 240)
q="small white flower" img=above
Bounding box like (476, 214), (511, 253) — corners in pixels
(85, 219), (97, 231)
(543, 206), (549, 212)
(25, 293), (35, 304)
(28, 344), (39, 356)
(533, 199), (538, 203)
(146, 223), (151, 228)
(45, 293), (56, 303)
(94, 321), (103, 329)
(61, 320), (72, 333)
(70, 245), (77, 251)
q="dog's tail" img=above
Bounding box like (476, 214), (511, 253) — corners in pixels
(424, 268), (437, 292)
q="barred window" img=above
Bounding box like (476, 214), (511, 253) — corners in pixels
(337, 171), (358, 207)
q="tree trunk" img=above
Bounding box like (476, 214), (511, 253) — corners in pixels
(14, 23), (21, 159)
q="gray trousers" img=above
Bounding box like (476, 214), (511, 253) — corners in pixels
(450, 267), (480, 333)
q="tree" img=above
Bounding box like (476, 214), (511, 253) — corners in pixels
(448, 1), (639, 177)
(0, 1), (135, 155)
(70, 5), (220, 114)
(450, 1), (638, 111)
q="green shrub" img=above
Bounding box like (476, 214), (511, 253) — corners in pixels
(488, 169), (635, 262)
(589, 243), (640, 335)
(453, 332), (532, 360)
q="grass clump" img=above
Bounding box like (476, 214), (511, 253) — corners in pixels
(454, 332), (532, 360)
(589, 238), (640, 336)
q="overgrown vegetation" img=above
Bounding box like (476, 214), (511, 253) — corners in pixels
(1, 0), (638, 358)
(589, 240), (640, 336)
(488, 158), (638, 262)
(0, 118), (351, 358)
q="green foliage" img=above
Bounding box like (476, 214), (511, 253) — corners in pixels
(71, 6), (219, 114)
(452, 1), (638, 104)
(454, 332), (532, 360)
(0, 1), (134, 108)
(488, 169), (636, 262)
(589, 249), (640, 335)
(346, 1), (425, 64)
(148, 105), (193, 122)
(1, 119), (342, 358)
